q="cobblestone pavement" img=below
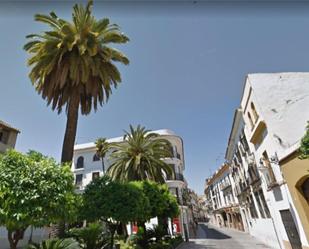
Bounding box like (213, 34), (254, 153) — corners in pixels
(179, 223), (271, 249)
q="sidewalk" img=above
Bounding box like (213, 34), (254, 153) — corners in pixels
(179, 223), (271, 249)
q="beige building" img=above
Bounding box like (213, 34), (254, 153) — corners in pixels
(0, 120), (19, 152)
(280, 147), (309, 248)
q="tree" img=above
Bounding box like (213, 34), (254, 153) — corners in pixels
(299, 122), (309, 159)
(133, 181), (179, 246)
(95, 138), (109, 173)
(82, 176), (149, 249)
(0, 150), (75, 249)
(23, 0), (129, 165)
(133, 181), (179, 220)
(107, 125), (173, 183)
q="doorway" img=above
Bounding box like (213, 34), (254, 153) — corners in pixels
(280, 209), (302, 249)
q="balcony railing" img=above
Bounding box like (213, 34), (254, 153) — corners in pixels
(166, 172), (184, 181)
(175, 173), (184, 181)
(220, 181), (231, 191)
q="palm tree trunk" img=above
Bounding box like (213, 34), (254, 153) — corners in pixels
(57, 94), (79, 238)
(101, 157), (105, 173)
(61, 94), (79, 163)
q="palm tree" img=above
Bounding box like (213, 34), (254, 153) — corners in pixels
(95, 137), (109, 173)
(107, 125), (174, 183)
(24, 0), (129, 164)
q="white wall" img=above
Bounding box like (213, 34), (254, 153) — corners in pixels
(241, 73), (309, 247)
(0, 227), (49, 249)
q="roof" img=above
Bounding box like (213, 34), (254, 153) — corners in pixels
(0, 120), (20, 133)
(205, 163), (229, 187)
(225, 108), (243, 161)
(246, 72), (309, 156)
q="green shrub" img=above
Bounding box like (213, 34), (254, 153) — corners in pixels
(27, 238), (80, 249)
(149, 241), (171, 249)
(69, 222), (110, 249)
(118, 240), (135, 249)
(146, 225), (166, 242)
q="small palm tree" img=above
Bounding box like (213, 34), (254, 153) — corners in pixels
(27, 238), (80, 249)
(107, 125), (174, 183)
(69, 222), (110, 249)
(95, 138), (109, 173)
(24, 0), (129, 164)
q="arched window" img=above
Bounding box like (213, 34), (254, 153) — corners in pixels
(247, 112), (254, 129)
(76, 156), (84, 169)
(301, 178), (309, 203)
(93, 153), (100, 161)
(251, 102), (259, 123)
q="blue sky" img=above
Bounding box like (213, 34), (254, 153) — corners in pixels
(1, 1), (309, 194)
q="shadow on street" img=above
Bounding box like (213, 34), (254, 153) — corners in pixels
(191, 223), (231, 240)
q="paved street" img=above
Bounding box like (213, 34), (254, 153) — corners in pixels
(179, 223), (271, 249)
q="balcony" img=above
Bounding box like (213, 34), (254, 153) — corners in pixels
(258, 157), (279, 190)
(245, 153), (256, 166)
(220, 179), (232, 191)
(240, 180), (249, 192)
(74, 184), (85, 193)
(166, 172), (185, 182)
(249, 120), (267, 145)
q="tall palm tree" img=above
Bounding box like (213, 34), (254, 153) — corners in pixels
(95, 137), (109, 173)
(107, 125), (174, 183)
(24, 0), (129, 164)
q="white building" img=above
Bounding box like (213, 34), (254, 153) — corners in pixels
(204, 72), (309, 249)
(239, 72), (309, 249)
(226, 108), (280, 248)
(0, 120), (19, 153)
(204, 164), (245, 231)
(72, 129), (189, 239)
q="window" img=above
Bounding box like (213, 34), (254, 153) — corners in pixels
(92, 172), (100, 180)
(259, 189), (271, 218)
(247, 113), (254, 130)
(0, 129), (10, 144)
(251, 102), (259, 124)
(248, 195), (258, 219)
(93, 154), (100, 161)
(261, 151), (276, 184)
(235, 148), (242, 163)
(76, 156), (84, 169)
(240, 130), (250, 152)
(254, 191), (265, 218)
(75, 174), (83, 186)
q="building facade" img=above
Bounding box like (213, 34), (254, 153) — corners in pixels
(204, 73), (309, 249)
(72, 129), (189, 239)
(204, 164), (244, 232)
(0, 120), (19, 153)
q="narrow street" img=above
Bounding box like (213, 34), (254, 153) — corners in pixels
(179, 223), (271, 249)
